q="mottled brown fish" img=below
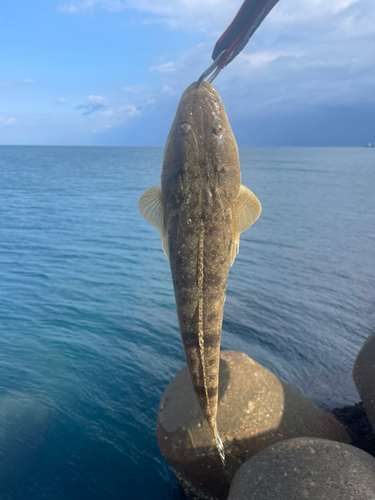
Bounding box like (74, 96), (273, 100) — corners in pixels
(138, 81), (261, 463)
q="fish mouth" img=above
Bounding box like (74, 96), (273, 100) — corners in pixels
(181, 81), (220, 103)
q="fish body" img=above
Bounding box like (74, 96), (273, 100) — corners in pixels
(138, 81), (261, 462)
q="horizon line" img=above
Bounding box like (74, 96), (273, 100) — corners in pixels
(0, 144), (372, 148)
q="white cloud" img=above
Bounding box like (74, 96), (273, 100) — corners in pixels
(11, 0), (374, 145)
(87, 94), (108, 104)
(122, 86), (142, 93)
(57, 0), (375, 43)
(150, 61), (178, 74)
(99, 103), (140, 117)
(75, 95), (110, 116)
(0, 116), (17, 126)
(162, 85), (176, 95)
(57, 0), (242, 34)
(136, 0), (374, 120)
(124, 105), (140, 116)
(0, 79), (38, 87)
(239, 50), (303, 69)
(76, 97), (106, 116)
(58, 0), (126, 13)
(74, 92), (144, 134)
(268, 0), (361, 24)
(128, 0), (239, 33)
(56, 97), (67, 105)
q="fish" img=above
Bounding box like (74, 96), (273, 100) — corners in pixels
(138, 81), (261, 463)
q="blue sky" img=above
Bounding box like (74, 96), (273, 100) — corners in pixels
(1, 0), (374, 146)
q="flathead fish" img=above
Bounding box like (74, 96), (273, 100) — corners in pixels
(138, 81), (261, 463)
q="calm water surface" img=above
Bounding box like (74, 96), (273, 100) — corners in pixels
(0, 146), (374, 499)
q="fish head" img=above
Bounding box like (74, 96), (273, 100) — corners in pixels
(161, 81), (241, 210)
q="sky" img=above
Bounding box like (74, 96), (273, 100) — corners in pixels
(0, 0), (374, 146)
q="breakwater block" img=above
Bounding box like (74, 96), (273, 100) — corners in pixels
(228, 437), (375, 499)
(156, 350), (350, 500)
(353, 333), (375, 434)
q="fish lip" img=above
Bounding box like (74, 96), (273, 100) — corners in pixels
(181, 81), (220, 103)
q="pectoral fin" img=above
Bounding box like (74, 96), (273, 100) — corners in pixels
(231, 185), (261, 266)
(138, 185), (169, 260)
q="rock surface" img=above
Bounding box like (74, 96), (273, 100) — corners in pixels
(332, 402), (375, 457)
(353, 333), (375, 433)
(228, 437), (375, 500)
(157, 350), (350, 500)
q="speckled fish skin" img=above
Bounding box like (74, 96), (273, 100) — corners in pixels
(163, 82), (240, 457)
(138, 81), (261, 463)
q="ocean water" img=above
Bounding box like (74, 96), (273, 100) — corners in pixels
(0, 145), (374, 499)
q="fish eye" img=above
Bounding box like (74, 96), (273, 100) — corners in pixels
(180, 123), (191, 134)
(212, 122), (222, 135)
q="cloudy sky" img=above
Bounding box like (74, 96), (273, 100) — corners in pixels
(1, 0), (374, 146)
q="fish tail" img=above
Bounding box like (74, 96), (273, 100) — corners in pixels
(212, 423), (225, 465)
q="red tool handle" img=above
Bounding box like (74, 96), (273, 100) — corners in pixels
(212, 0), (280, 68)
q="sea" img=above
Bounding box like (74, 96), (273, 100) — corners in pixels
(0, 146), (374, 499)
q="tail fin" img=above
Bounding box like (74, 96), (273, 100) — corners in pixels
(212, 424), (225, 465)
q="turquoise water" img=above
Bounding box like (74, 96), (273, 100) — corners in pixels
(0, 146), (374, 499)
